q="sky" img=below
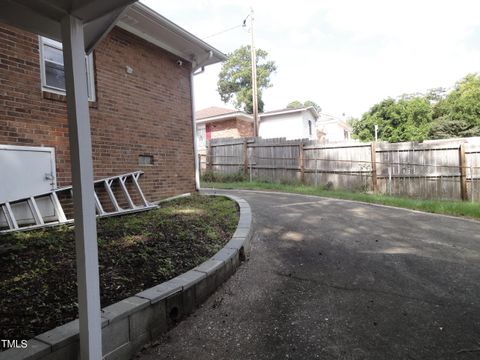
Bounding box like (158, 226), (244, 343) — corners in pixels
(142, 0), (480, 119)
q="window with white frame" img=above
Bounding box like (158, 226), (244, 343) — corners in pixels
(39, 36), (96, 101)
(197, 125), (206, 149)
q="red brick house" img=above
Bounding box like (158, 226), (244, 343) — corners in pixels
(195, 106), (254, 152)
(0, 2), (225, 203)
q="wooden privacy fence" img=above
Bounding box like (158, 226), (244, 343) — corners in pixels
(200, 137), (480, 202)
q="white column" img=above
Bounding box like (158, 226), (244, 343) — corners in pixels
(61, 15), (102, 360)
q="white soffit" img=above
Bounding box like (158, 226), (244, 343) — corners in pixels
(118, 2), (226, 67)
(0, 0), (136, 53)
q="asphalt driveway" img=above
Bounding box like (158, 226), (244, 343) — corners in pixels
(140, 190), (480, 360)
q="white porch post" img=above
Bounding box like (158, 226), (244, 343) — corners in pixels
(61, 15), (102, 360)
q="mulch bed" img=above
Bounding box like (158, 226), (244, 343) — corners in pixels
(0, 195), (238, 343)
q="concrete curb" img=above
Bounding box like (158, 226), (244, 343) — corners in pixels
(1, 194), (253, 360)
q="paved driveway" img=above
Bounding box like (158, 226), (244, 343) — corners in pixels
(140, 190), (480, 360)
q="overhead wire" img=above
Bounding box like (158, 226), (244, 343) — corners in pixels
(203, 14), (250, 40)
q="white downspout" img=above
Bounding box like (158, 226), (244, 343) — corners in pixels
(190, 51), (212, 191)
(190, 71), (201, 191)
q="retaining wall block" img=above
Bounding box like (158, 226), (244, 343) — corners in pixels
(102, 317), (129, 355)
(174, 269), (206, 290)
(181, 285), (196, 316)
(194, 259), (223, 296)
(232, 227), (250, 239)
(41, 342), (79, 360)
(0, 339), (51, 360)
(34, 320), (80, 353)
(102, 296), (150, 323)
(166, 291), (184, 329)
(194, 276), (209, 306)
(136, 278), (183, 304)
(129, 299), (167, 344)
(103, 342), (132, 360)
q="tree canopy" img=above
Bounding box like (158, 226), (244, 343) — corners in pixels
(428, 74), (480, 138)
(287, 100), (322, 114)
(217, 45), (277, 113)
(351, 73), (480, 142)
(352, 97), (432, 142)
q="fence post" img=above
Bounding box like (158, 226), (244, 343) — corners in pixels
(388, 166), (392, 195)
(459, 144), (467, 201)
(371, 142), (378, 192)
(299, 143), (305, 184)
(471, 164), (474, 203)
(243, 139), (248, 176)
(207, 142), (213, 173)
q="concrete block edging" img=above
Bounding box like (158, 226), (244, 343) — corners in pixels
(1, 193), (253, 360)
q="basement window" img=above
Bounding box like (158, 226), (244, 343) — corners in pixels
(39, 36), (96, 101)
(138, 155), (154, 166)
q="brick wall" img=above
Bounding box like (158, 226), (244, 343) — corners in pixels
(0, 24), (195, 201)
(209, 118), (253, 139)
(237, 119), (254, 137)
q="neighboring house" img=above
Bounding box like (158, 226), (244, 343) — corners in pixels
(316, 113), (353, 142)
(195, 106), (254, 152)
(258, 107), (318, 141)
(0, 2), (225, 202)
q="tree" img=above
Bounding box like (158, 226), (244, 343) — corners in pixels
(429, 74), (480, 138)
(287, 100), (322, 114)
(287, 100), (303, 109)
(217, 45), (277, 113)
(352, 97), (433, 142)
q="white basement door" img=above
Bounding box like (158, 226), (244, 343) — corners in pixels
(0, 145), (57, 225)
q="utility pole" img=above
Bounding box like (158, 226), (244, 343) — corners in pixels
(250, 7), (259, 137)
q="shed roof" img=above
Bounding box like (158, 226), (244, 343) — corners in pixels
(195, 106), (253, 124)
(196, 106), (238, 119)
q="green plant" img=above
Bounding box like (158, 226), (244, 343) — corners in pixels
(201, 171), (246, 183)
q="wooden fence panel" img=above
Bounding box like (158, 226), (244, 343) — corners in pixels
(304, 143), (372, 189)
(206, 136), (480, 201)
(209, 138), (244, 175)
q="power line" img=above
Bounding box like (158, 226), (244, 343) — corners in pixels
(203, 15), (249, 40)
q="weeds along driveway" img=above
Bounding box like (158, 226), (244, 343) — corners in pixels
(140, 190), (480, 360)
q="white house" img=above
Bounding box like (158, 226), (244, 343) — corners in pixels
(258, 107), (318, 140)
(316, 113), (353, 142)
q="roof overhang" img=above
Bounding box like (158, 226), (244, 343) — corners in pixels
(117, 2), (227, 70)
(260, 106), (319, 120)
(196, 112), (254, 124)
(0, 0), (136, 53)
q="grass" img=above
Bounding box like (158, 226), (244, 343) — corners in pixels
(0, 195), (238, 342)
(203, 181), (480, 220)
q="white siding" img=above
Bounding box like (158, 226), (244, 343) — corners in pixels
(259, 111), (317, 140)
(321, 122), (351, 142)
